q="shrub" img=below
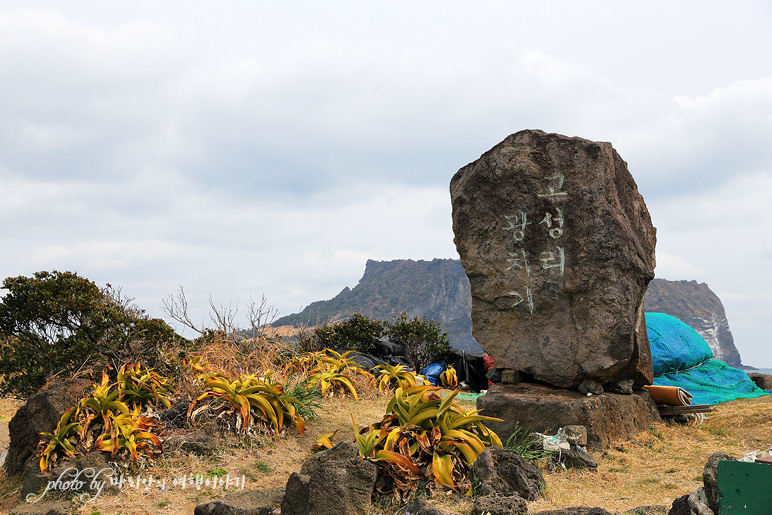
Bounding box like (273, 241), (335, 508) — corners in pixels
(308, 314), (385, 353)
(386, 313), (450, 372)
(0, 271), (179, 397)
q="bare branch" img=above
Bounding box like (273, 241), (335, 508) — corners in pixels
(208, 297), (239, 336)
(246, 295), (279, 338)
(162, 286), (205, 335)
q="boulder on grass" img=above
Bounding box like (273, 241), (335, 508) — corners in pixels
(5, 378), (92, 476)
(472, 494), (528, 515)
(280, 448), (377, 515)
(471, 446), (544, 500)
(194, 487), (285, 515)
(404, 498), (454, 515)
(533, 508), (613, 515)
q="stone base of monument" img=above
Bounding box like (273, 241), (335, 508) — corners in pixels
(477, 382), (661, 451)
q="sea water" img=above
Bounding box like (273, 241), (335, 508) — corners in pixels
(752, 368), (772, 375)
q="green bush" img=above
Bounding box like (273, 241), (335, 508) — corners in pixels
(386, 312), (449, 372)
(0, 271), (179, 397)
(310, 313), (385, 353)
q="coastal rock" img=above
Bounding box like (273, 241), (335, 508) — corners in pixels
(451, 130), (656, 389)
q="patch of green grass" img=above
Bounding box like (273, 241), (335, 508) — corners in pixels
(253, 460), (271, 474)
(206, 466), (228, 478)
(157, 501), (170, 508)
(640, 478), (660, 485)
(608, 467), (628, 473)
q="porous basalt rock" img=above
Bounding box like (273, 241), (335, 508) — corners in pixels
(194, 487), (285, 515)
(451, 130), (656, 389)
(5, 378), (92, 476)
(533, 508), (613, 515)
(280, 445), (377, 515)
(471, 446), (545, 500)
(472, 494), (528, 515)
(477, 382), (660, 451)
(403, 498), (454, 515)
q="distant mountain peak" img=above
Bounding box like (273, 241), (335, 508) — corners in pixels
(274, 260), (743, 365)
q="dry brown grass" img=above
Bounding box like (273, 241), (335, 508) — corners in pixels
(2, 384), (770, 515)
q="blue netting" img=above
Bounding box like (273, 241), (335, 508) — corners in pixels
(646, 312), (768, 405)
(646, 312), (713, 375)
(653, 360), (768, 405)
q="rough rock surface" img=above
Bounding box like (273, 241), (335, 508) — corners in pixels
(747, 373), (772, 390)
(471, 446), (545, 500)
(299, 441), (357, 475)
(477, 383), (661, 451)
(21, 450), (118, 499)
(553, 445), (598, 471)
(164, 429), (217, 456)
(451, 130), (656, 389)
(533, 508), (613, 515)
(621, 506), (667, 515)
(472, 494), (528, 515)
(668, 487), (712, 515)
(5, 378), (92, 476)
(403, 498), (454, 515)
(280, 451), (377, 515)
(194, 487), (285, 515)
(644, 279), (742, 367)
(8, 499), (72, 515)
(703, 451), (732, 515)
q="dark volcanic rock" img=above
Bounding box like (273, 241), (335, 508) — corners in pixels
(5, 378), (92, 476)
(477, 382), (661, 451)
(747, 373), (772, 390)
(451, 130), (656, 389)
(194, 487), (285, 515)
(644, 278), (742, 367)
(281, 456), (377, 515)
(534, 509), (613, 515)
(472, 494), (528, 515)
(471, 446), (545, 500)
(403, 499), (454, 515)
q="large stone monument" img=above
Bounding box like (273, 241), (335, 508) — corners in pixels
(451, 130), (660, 447)
(451, 129), (656, 390)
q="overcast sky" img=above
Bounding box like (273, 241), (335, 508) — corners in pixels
(1, 1), (771, 366)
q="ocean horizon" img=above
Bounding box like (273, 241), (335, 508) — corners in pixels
(749, 367), (772, 375)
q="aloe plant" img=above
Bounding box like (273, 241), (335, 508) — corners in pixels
(352, 385), (502, 499)
(188, 371), (306, 435)
(116, 362), (175, 409)
(96, 406), (162, 467)
(39, 406), (83, 472)
(376, 364), (418, 392)
(439, 365), (458, 389)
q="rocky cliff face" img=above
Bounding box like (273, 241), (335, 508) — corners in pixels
(643, 279), (742, 367)
(273, 259), (480, 351)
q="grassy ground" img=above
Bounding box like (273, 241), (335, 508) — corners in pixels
(1, 393), (770, 515)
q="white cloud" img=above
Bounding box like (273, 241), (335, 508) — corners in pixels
(1, 2), (771, 367)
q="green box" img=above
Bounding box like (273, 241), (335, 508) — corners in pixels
(717, 460), (772, 514)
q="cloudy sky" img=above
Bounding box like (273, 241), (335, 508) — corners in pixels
(1, 1), (771, 366)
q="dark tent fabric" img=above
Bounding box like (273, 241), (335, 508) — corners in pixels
(444, 348), (489, 393)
